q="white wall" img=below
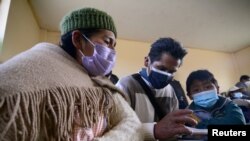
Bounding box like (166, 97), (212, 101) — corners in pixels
(0, 0), (40, 62)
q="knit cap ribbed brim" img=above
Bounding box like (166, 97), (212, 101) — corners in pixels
(60, 8), (117, 37)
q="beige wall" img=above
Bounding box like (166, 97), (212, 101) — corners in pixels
(40, 29), (60, 44)
(113, 39), (150, 77)
(1, 1), (248, 97)
(177, 48), (238, 93)
(39, 31), (150, 78)
(233, 47), (250, 81)
(38, 31), (151, 78)
(39, 30), (248, 94)
(115, 43), (250, 95)
(0, 0), (11, 54)
(0, 0), (40, 62)
(114, 41), (239, 93)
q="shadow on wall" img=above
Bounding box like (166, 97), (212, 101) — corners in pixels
(0, 38), (3, 63)
(0, 39), (2, 53)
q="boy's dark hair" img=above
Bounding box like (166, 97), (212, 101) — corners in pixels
(240, 75), (250, 81)
(186, 69), (217, 95)
(148, 37), (187, 63)
(60, 29), (101, 58)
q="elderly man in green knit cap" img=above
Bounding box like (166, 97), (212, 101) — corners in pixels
(0, 7), (143, 141)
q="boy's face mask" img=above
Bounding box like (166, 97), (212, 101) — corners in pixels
(193, 89), (219, 108)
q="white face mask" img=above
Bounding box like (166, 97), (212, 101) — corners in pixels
(245, 81), (250, 87)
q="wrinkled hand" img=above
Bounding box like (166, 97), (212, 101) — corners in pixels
(154, 109), (197, 140)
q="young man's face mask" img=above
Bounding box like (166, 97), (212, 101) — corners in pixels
(192, 89), (219, 108)
(148, 67), (173, 89)
(79, 34), (116, 76)
(140, 67), (173, 89)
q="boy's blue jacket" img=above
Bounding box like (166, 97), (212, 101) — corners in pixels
(187, 96), (246, 129)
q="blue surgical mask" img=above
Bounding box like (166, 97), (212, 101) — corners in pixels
(233, 92), (243, 99)
(193, 89), (219, 108)
(140, 67), (173, 89)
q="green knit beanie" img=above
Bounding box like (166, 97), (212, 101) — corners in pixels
(60, 7), (117, 37)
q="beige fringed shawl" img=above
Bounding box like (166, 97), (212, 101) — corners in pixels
(0, 43), (134, 141)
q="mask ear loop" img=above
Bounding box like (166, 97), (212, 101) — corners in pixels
(81, 34), (97, 57)
(147, 56), (173, 77)
(78, 34), (92, 58)
(146, 56), (151, 76)
(151, 67), (173, 77)
(77, 35), (85, 59)
(211, 84), (217, 92)
(82, 34), (95, 47)
(78, 48), (85, 58)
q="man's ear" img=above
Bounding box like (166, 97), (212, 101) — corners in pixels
(72, 30), (83, 49)
(144, 56), (149, 67)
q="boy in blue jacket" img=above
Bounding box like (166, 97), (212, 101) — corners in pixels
(186, 69), (246, 129)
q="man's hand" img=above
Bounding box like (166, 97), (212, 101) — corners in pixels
(154, 109), (197, 140)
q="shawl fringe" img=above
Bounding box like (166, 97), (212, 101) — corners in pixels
(0, 86), (114, 141)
